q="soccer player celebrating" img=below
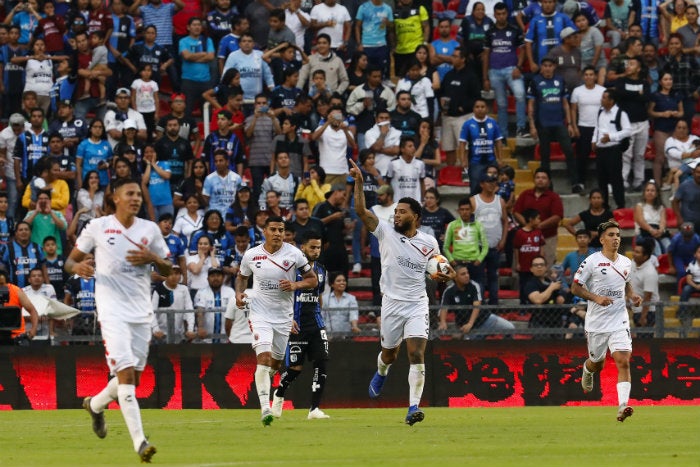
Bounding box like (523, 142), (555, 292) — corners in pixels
(571, 220), (642, 422)
(235, 215), (318, 426)
(66, 178), (172, 463)
(271, 231), (330, 420)
(349, 159), (455, 425)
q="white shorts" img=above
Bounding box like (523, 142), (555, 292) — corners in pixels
(586, 328), (633, 363)
(380, 295), (429, 349)
(249, 317), (292, 361)
(100, 320), (151, 375)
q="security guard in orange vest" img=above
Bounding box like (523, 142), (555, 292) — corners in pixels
(0, 269), (39, 344)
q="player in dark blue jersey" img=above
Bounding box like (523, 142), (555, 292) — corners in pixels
(271, 231), (330, 420)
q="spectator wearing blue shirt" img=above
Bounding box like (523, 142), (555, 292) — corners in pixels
(561, 229), (596, 283)
(630, 0), (662, 46)
(157, 212), (188, 282)
(430, 18), (460, 82)
(76, 119), (113, 189)
(525, 0), (574, 71)
(527, 57), (576, 189)
(217, 17), (249, 75)
(457, 98), (503, 194)
(0, 26), (28, 121)
(223, 33), (275, 111)
(141, 144), (173, 221)
(6, 0), (43, 45)
(179, 17), (216, 116)
(355, 0), (394, 79)
(203, 150), (243, 219)
(669, 222), (700, 280)
(483, 2), (528, 139)
(206, 0), (238, 49)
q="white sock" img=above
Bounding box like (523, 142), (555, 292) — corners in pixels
(377, 353), (392, 376)
(408, 364), (425, 407)
(117, 384), (145, 452)
(91, 377), (118, 413)
(255, 365), (272, 410)
(617, 381), (631, 407)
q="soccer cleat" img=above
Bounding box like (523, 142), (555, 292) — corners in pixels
(82, 396), (107, 439)
(271, 394), (284, 418)
(581, 367), (594, 393)
(138, 440), (157, 463)
(405, 405), (424, 426)
(261, 408), (274, 427)
(307, 408), (330, 420)
(368, 372), (386, 399)
(617, 405), (634, 422)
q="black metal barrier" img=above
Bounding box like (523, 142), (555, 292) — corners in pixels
(1, 339), (698, 410)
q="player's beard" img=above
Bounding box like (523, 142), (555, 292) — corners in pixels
(394, 218), (411, 235)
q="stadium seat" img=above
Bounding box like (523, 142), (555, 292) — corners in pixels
(349, 290), (373, 302)
(657, 253), (671, 275)
(644, 141), (655, 161)
(432, 0), (445, 13)
(498, 268), (512, 277)
(666, 208), (678, 229)
(534, 143), (566, 161)
(612, 208), (635, 230)
(437, 166), (470, 187)
(693, 116), (700, 136)
(589, 0), (607, 17)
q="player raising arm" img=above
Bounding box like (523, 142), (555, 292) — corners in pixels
(235, 216), (318, 426)
(349, 159), (454, 425)
(66, 178), (171, 463)
(571, 220), (641, 422)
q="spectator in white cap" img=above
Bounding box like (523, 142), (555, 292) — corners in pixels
(104, 87), (147, 149)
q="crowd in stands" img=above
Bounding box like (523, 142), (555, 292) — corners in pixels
(1, 0), (700, 343)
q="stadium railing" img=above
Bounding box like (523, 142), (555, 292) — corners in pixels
(34, 301), (700, 345)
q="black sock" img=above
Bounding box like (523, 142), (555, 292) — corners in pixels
(310, 360), (327, 410)
(275, 368), (301, 398)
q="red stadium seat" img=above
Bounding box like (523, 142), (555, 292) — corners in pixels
(612, 208), (635, 230)
(432, 0), (445, 13)
(693, 116), (700, 136)
(446, 0), (460, 12)
(589, 0), (607, 17)
(644, 141), (656, 161)
(498, 268), (512, 277)
(666, 208), (678, 229)
(534, 143), (566, 161)
(349, 290), (373, 302)
(657, 253), (671, 275)
(437, 166), (470, 187)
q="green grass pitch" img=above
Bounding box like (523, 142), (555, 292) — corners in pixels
(1, 406), (698, 466)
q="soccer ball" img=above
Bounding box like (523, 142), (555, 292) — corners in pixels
(426, 254), (450, 280)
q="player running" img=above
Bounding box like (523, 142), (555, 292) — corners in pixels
(572, 220), (642, 422)
(271, 231), (330, 420)
(235, 215), (318, 426)
(66, 178), (172, 463)
(349, 159), (455, 425)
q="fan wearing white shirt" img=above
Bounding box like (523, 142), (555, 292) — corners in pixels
(386, 136), (426, 203)
(66, 178), (171, 463)
(235, 215), (318, 426)
(572, 220), (642, 423)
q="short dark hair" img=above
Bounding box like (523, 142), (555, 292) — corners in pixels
(533, 167), (551, 179)
(158, 213), (174, 223)
(111, 176), (141, 193)
(234, 226), (250, 238)
(458, 197), (472, 207)
(398, 197), (422, 219)
(294, 198), (309, 209)
(522, 208), (540, 222)
(493, 1), (508, 12)
(638, 238), (654, 258)
(575, 229), (591, 237)
(302, 231), (322, 243)
(270, 8), (285, 20)
(399, 136), (415, 149)
(265, 215), (285, 226)
(43, 235), (57, 245)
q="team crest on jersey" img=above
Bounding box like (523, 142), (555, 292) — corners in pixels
(141, 237), (148, 245)
(554, 80), (560, 86)
(75, 119), (84, 127)
(283, 260), (290, 267)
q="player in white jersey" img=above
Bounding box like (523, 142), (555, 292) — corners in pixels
(572, 220), (642, 423)
(66, 178), (172, 463)
(235, 215), (318, 426)
(349, 159), (454, 426)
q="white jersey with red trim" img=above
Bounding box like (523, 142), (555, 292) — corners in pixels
(573, 251), (632, 333)
(239, 242), (312, 324)
(372, 220), (439, 301)
(75, 215), (171, 324)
